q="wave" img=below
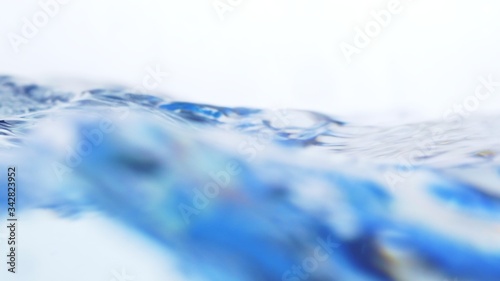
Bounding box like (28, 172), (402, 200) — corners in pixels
(1, 76), (500, 281)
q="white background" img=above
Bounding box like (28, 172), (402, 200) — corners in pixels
(0, 0), (500, 121)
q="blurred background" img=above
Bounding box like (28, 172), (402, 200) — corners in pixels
(1, 0), (500, 122)
(2, 1), (500, 281)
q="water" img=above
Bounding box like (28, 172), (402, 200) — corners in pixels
(1, 76), (500, 281)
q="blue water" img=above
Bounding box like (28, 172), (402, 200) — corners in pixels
(1, 76), (500, 281)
